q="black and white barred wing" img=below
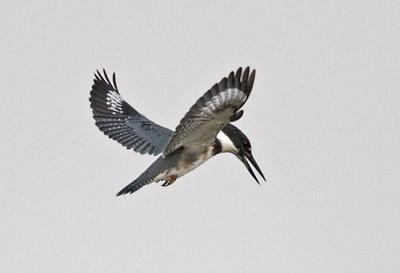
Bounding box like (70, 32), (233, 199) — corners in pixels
(163, 67), (256, 156)
(89, 70), (173, 156)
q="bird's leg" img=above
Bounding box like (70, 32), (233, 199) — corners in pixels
(161, 175), (177, 187)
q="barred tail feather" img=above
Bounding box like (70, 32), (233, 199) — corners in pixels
(116, 174), (153, 196)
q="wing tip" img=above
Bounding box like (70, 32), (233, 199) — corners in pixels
(239, 66), (256, 95)
(247, 69), (256, 92)
(227, 71), (235, 88)
(92, 68), (118, 91)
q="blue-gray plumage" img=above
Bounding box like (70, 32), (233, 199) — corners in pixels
(89, 67), (266, 196)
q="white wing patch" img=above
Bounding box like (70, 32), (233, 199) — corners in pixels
(106, 90), (123, 114)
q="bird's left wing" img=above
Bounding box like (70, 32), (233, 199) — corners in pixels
(90, 70), (173, 156)
(163, 67), (255, 156)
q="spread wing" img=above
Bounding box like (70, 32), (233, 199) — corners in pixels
(89, 70), (173, 156)
(163, 67), (256, 156)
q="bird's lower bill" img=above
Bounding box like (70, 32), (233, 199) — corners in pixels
(239, 152), (266, 184)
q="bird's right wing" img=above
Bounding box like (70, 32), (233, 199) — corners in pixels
(89, 70), (173, 156)
(163, 67), (255, 156)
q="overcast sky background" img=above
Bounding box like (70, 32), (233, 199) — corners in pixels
(1, 1), (399, 272)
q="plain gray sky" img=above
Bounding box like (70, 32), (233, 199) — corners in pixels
(1, 0), (399, 272)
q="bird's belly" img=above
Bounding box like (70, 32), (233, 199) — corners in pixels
(155, 146), (214, 181)
(173, 158), (208, 177)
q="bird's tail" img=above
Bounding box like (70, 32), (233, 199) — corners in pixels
(116, 172), (153, 196)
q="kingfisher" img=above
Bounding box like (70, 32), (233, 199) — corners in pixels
(89, 67), (266, 196)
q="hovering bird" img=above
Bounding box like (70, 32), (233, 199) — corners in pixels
(89, 67), (265, 196)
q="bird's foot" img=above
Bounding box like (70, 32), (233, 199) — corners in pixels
(162, 175), (177, 187)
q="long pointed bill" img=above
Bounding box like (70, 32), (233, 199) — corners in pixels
(244, 152), (266, 182)
(241, 155), (260, 184)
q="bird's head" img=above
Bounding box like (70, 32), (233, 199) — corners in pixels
(216, 124), (266, 184)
